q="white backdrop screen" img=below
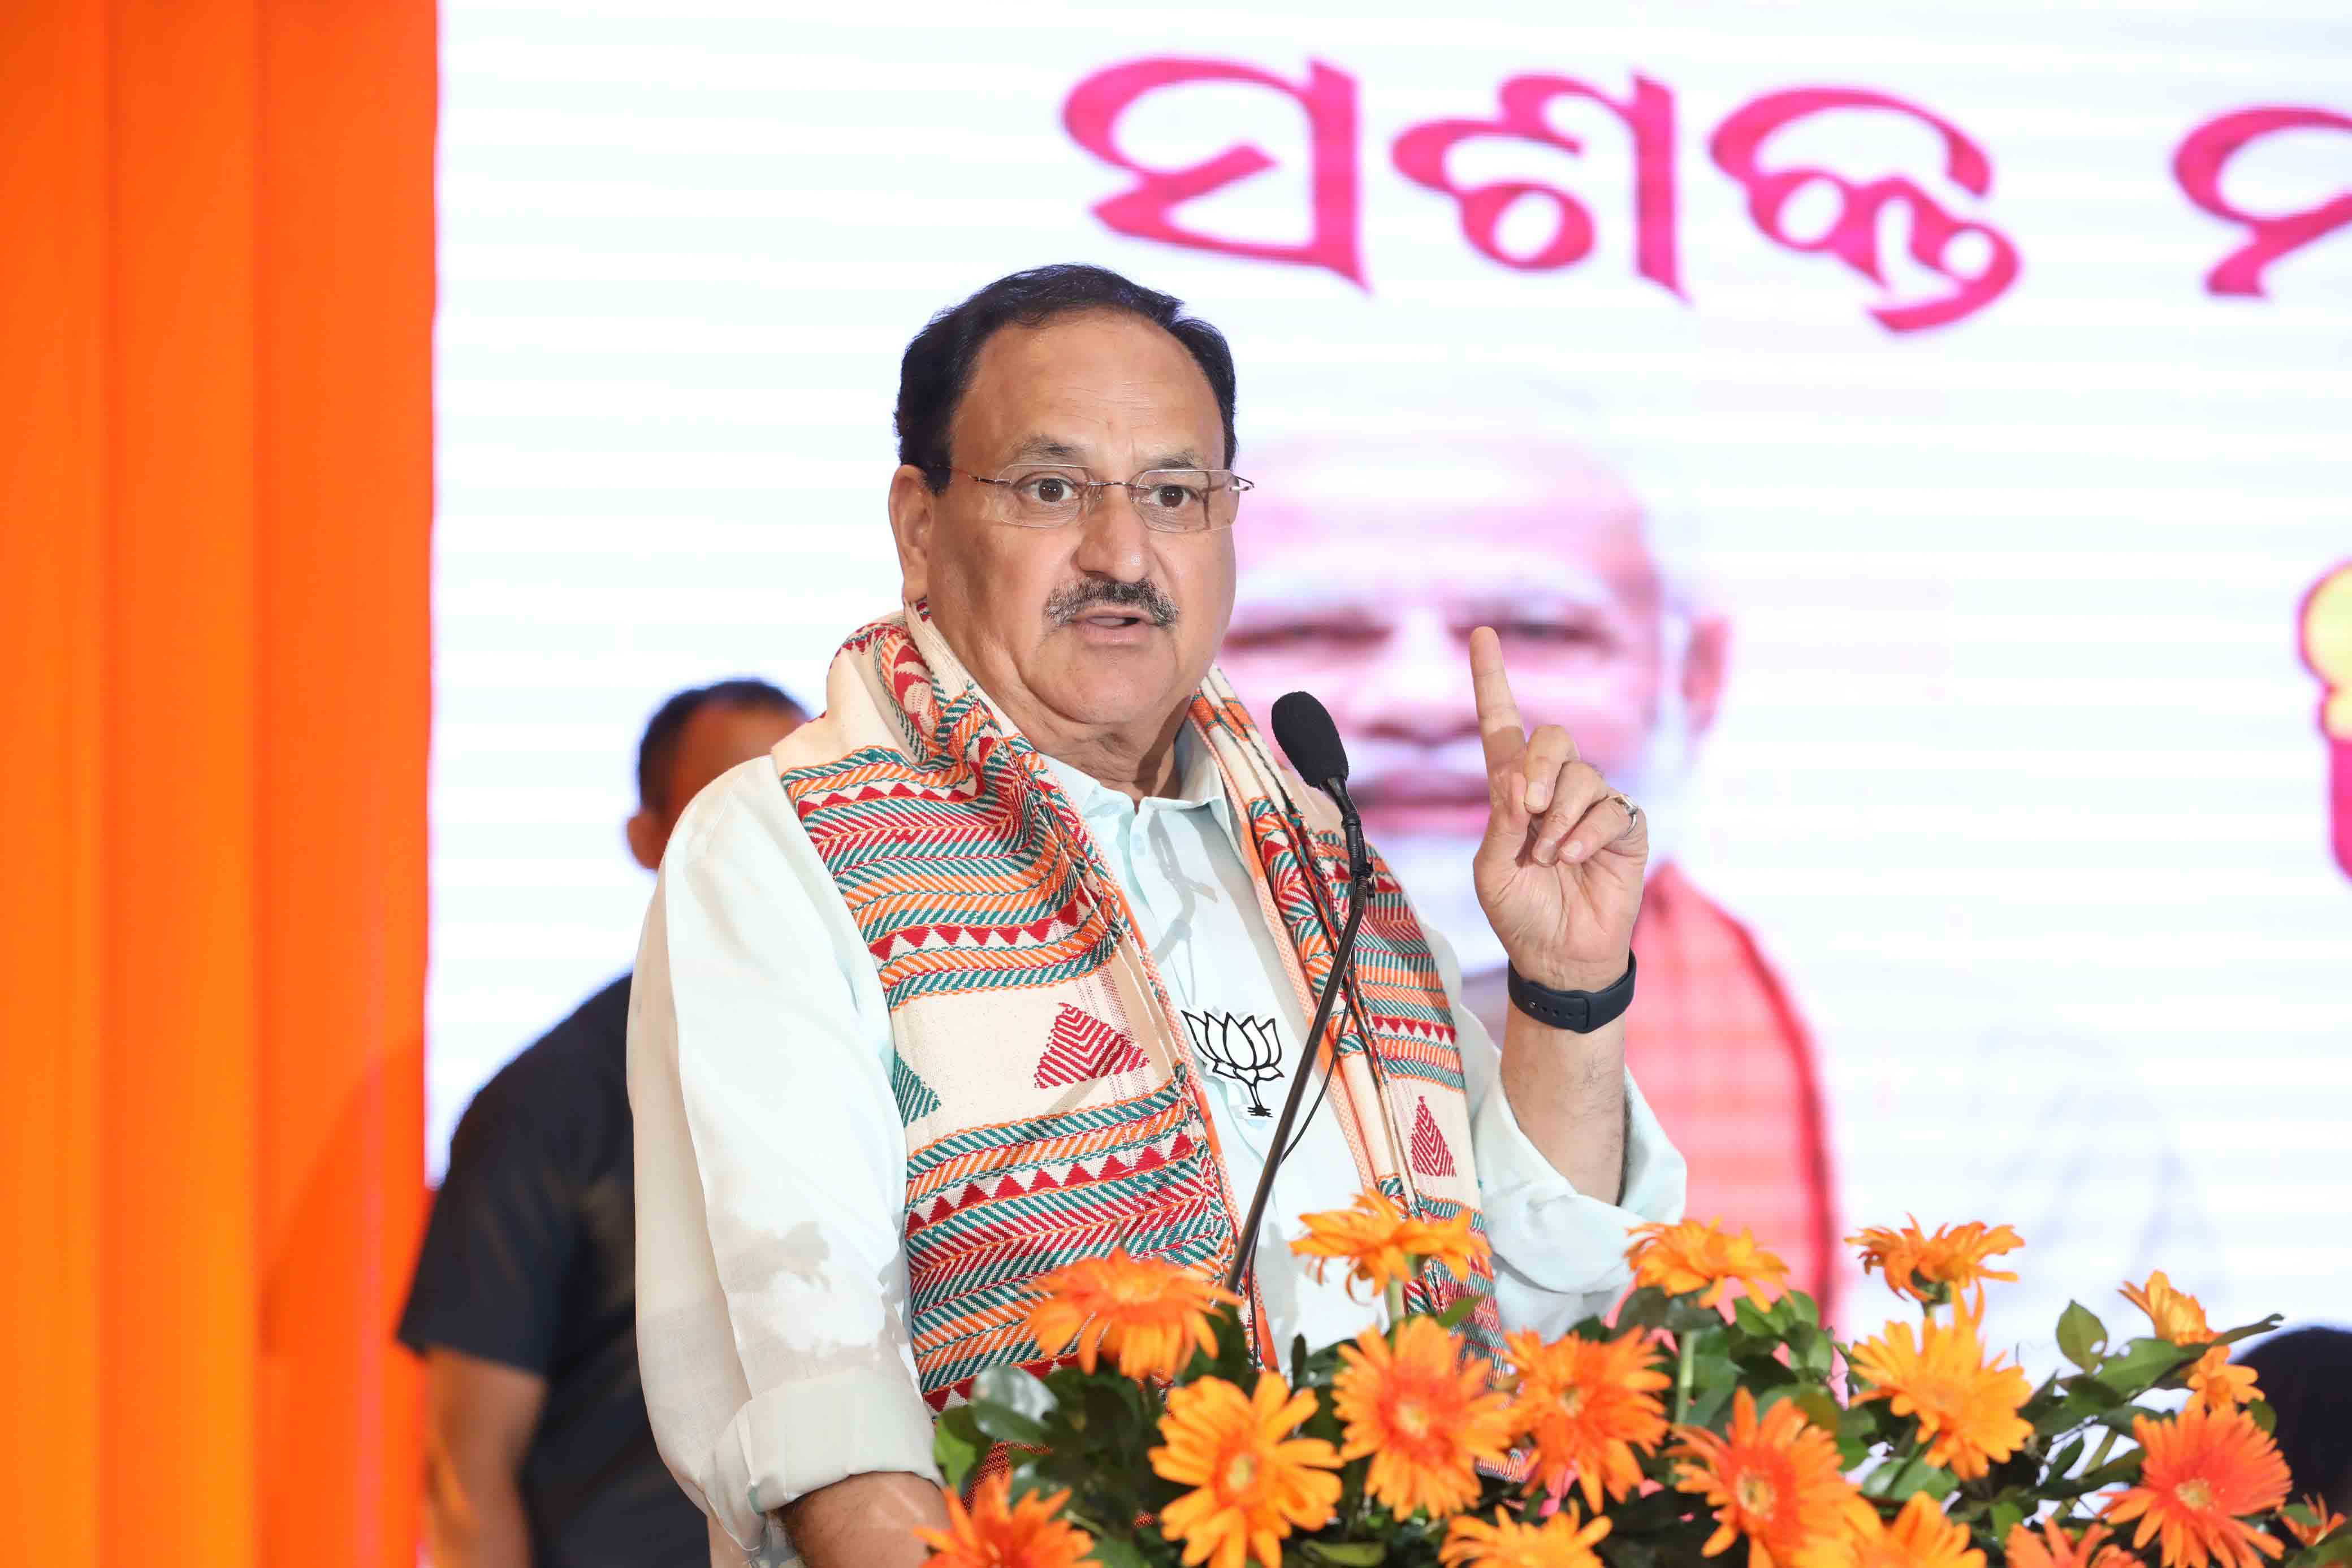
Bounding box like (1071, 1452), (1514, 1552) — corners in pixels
(433, 0), (2352, 1353)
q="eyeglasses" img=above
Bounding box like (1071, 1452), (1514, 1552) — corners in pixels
(957, 464), (1252, 533)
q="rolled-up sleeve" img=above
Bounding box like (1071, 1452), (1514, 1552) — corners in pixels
(629, 760), (940, 1562)
(1432, 929), (1689, 1339)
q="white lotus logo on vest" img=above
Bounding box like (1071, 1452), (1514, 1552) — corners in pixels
(1183, 1010), (1286, 1116)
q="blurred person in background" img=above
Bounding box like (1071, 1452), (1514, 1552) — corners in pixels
(1218, 428), (2213, 1358)
(400, 678), (807, 1568)
(2239, 1327), (2352, 1513)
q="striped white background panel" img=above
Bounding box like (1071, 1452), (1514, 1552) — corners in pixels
(435, 0), (2352, 1347)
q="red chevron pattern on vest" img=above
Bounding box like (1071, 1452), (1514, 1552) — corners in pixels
(1035, 1003), (1148, 1087)
(1410, 1098), (1458, 1177)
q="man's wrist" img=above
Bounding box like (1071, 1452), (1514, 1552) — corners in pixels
(1514, 952), (1632, 994)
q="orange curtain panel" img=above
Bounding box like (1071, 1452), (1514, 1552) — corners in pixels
(1, 4), (435, 1566)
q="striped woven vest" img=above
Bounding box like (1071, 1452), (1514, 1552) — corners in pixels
(772, 605), (1502, 1409)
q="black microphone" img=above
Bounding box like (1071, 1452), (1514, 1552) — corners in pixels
(1225, 692), (1378, 1296)
(1270, 691), (1370, 883)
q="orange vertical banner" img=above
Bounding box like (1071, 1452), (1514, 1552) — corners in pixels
(0, 3), (434, 1567)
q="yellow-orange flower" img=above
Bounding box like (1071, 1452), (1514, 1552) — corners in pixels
(1151, 1371), (1344, 1568)
(1848, 1218), (2023, 1311)
(1502, 1326), (1671, 1509)
(2102, 1404), (2293, 1568)
(1628, 1219), (1789, 1308)
(2121, 1271), (2215, 1346)
(1291, 1190), (1489, 1297)
(2283, 1496), (2347, 1549)
(915, 1475), (1094, 1568)
(1671, 1388), (1869, 1568)
(1441, 1506), (1614, 1568)
(1847, 1308), (2032, 1482)
(1026, 1248), (1236, 1380)
(2003, 1518), (2139, 1568)
(1808, 1492), (1984, 1568)
(1333, 1316), (1516, 1519)
(2187, 1346), (2261, 1413)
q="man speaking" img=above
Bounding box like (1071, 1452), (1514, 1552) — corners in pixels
(627, 265), (1686, 1568)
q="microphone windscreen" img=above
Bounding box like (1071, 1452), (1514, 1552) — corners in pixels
(1271, 691), (1350, 787)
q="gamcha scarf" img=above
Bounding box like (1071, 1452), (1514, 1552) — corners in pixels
(771, 603), (1501, 1408)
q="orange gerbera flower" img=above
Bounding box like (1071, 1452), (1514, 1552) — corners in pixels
(1151, 1371), (1344, 1568)
(915, 1475), (1094, 1568)
(2121, 1271), (2214, 1346)
(1440, 1506), (1614, 1568)
(1808, 1492), (1984, 1568)
(1848, 1218), (2023, 1311)
(2102, 1404), (2293, 1568)
(1628, 1219), (1789, 1308)
(2283, 1495), (2347, 1549)
(1847, 1308), (2032, 1482)
(2186, 1346), (2260, 1413)
(1291, 1190), (1489, 1297)
(2004, 1518), (2139, 1568)
(1503, 1326), (1671, 1509)
(1671, 1388), (1868, 1568)
(1027, 1248), (1236, 1380)
(1333, 1316), (1516, 1519)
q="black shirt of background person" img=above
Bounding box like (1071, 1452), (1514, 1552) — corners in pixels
(400, 976), (705, 1568)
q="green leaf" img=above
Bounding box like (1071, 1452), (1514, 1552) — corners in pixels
(1786, 1322), (1835, 1380)
(1088, 1537), (1154, 1568)
(2290, 1540), (2352, 1568)
(933, 1405), (988, 1495)
(1432, 1294), (1484, 1332)
(1666, 1300), (1732, 1339)
(976, 1365), (1057, 1426)
(1733, 1294), (1776, 1338)
(1861, 1459), (1957, 1502)
(1991, 1501), (2025, 1540)
(968, 1397), (1048, 1448)
(2210, 1315), (2285, 1350)
(1303, 1543), (1387, 1566)
(2250, 1398), (2278, 1433)
(2057, 1302), (2109, 1371)
(2091, 1338), (2199, 1399)
(1614, 1287), (1672, 1333)
(1784, 1290), (1821, 1328)
(2046, 1435), (2087, 1479)
(2034, 1380), (2125, 1436)
(1784, 1387), (1844, 1436)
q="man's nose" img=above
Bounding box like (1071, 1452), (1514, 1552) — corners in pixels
(1068, 486), (1155, 582)
(1342, 608), (1473, 744)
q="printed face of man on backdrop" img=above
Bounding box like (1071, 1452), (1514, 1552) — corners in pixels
(1218, 439), (1730, 970)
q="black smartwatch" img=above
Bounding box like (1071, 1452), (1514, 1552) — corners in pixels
(1506, 953), (1637, 1034)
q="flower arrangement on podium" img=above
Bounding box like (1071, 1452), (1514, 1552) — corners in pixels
(915, 1194), (2345, 1568)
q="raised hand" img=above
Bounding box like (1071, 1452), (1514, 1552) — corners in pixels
(1468, 626), (1647, 993)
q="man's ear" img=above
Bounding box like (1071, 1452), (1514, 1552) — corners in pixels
(1680, 613), (1732, 738)
(887, 464), (938, 604)
(625, 808), (665, 872)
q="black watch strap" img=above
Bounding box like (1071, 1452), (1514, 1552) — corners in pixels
(1506, 953), (1637, 1034)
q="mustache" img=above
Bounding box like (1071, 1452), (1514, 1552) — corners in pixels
(1047, 577), (1179, 628)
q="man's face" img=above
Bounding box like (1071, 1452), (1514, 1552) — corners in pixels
(890, 311), (1235, 743)
(1220, 441), (1692, 848)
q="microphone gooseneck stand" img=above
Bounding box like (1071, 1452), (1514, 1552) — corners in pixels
(1222, 777), (1375, 1297)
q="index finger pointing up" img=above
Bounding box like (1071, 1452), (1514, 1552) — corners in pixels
(1469, 626), (1528, 772)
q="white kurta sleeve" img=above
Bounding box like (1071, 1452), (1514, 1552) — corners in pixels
(628, 760), (940, 1560)
(1430, 928), (1689, 1339)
